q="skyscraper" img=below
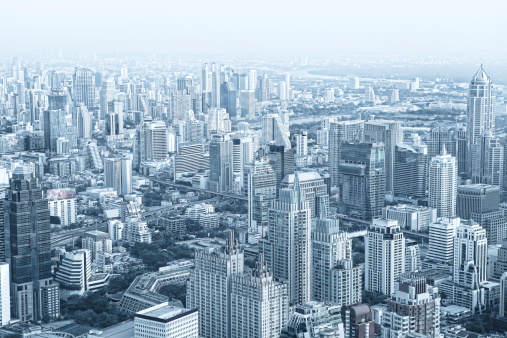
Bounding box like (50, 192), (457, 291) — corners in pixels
(187, 234), (244, 338)
(133, 118), (168, 170)
(472, 130), (504, 187)
(428, 148), (457, 218)
(426, 217), (460, 264)
(456, 184), (499, 220)
(261, 114), (291, 149)
(76, 103), (92, 139)
(3, 166), (60, 321)
(281, 172), (329, 219)
(328, 120), (364, 187)
(394, 142), (428, 198)
(208, 133), (233, 193)
(364, 120), (403, 193)
(266, 173), (311, 305)
(73, 68), (95, 110)
(220, 82), (237, 119)
(246, 158), (277, 233)
(267, 145), (295, 194)
(99, 78), (115, 119)
(467, 66), (496, 175)
(365, 218), (405, 295)
(0, 263), (10, 326)
(453, 220), (488, 286)
(339, 142), (386, 220)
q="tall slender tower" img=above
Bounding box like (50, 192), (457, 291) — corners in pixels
(467, 66), (495, 175)
(246, 158), (277, 234)
(428, 148), (457, 218)
(3, 166), (60, 322)
(73, 68), (95, 110)
(267, 172), (311, 305)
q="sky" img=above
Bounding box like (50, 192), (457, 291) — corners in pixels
(1, 0), (506, 56)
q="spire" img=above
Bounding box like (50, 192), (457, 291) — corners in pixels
(441, 144), (447, 156)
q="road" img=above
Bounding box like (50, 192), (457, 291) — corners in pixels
(51, 223), (108, 247)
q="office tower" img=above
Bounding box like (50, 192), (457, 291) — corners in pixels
(248, 69), (257, 91)
(405, 240), (421, 272)
(281, 172), (329, 218)
(426, 217), (460, 264)
(48, 88), (70, 113)
(187, 234), (243, 338)
(231, 255), (289, 338)
(220, 82), (237, 119)
(267, 173), (311, 305)
(283, 72), (290, 99)
(382, 205), (437, 232)
(99, 78), (115, 119)
(121, 157), (132, 196)
(120, 65), (128, 80)
(207, 108), (231, 136)
(281, 302), (344, 338)
(174, 142), (208, 177)
(472, 130), (504, 187)
(43, 109), (71, 151)
(457, 184), (499, 219)
(106, 110), (123, 136)
(262, 114), (290, 149)
(259, 74), (270, 102)
(171, 90), (192, 121)
(201, 63), (213, 112)
(426, 126), (456, 159)
(388, 89), (399, 104)
(57, 137), (70, 155)
(456, 125), (468, 176)
(55, 249), (91, 295)
(296, 131), (308, 155)
(454, 220), (488, 286)
(83, 140), (103, 170)
(76, 104), (92, 139)
(348, 77), (360, 89)
(364, 86), (375, 103)
(47, 188), (77, 226)
(467, 66), (496, 174)
(342, 304), (375, 338)
(428, 149), (457, 217)
(267, 145), (295, 192)
(328, 120), (364, 187)
(241, 90), (255, 119)
(211, 63), (221, 108)
(104, 158), (121, 194)
(382, 274), (441, 338)
(278, 81), (287, 101)
(394, 143), (428, 198)
(365, 218), (405, 295)
(232, 136), (253, 179)
(0, 263), (10, 326)
(73, 68), (95, 110)
(208, 133), (233, 193)
(4, 166), (59, 321)
(134, 302), (198, 338)
(133, 118), (168, 170)
(311, 217), (351, 302)
(364, 120), (403, 193)
(246, 158), (277, 233)
(339, 142), (386, 220)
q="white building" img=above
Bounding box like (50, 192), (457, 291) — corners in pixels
(230, 255), (289, 338)
(331, 259), (363, 307)
(426, 217), (460, 264)
(124, 218), (152, 245)
(47, 188), (77, 226)
(382, 205), (437, 232)
(0, 263), (10, 326)
(134, 302), (198, 338)
(365, 218), (405, 295)
(453, 220), (488, 287)
(185, 203), (214, 222)
(82, 231), (112, 261)
(108, 219), (124, 241)
(261, 114), (290, 149)
(428, 148), (457, 218)
(55, 249), (91, 296)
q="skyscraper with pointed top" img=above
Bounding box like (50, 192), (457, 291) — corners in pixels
(265, 172), (312, 305)
(467, 66), (496, 176)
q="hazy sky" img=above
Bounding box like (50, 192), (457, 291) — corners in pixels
(1, 0), (506, 56)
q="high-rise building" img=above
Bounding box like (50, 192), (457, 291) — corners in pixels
(339, 142), (386, 220)
(382, 205), (437, 232)
(267, 145), (295, 193)
(328, 120), (364, 187)
(364, 120), (403, 194)
(472, 130), (504, 187)
(220, 82), (237, 119)
(99, 78), (115, 119)
(187, 234), (244, 338)
(262, 114), (291, 149)
(331, 259), (364, 307)
(241, 90), (255, 119)
(73, 68), (95, 110)
(471, 210), (506, 246)
(133, 118), (168, 170)
(394, 142), (428, 198)
(382, 274), (441, 338)
(428, 148), (457, 217)
(364, 86), (375, 103)
(121, 157), (132, 196)
(104, 158), (121, 195)
(246, 158), (277, 233)
(0, 263), (10, 326)
(81, 230), (112, 262)
(283, 72), (290, 99)
(47, 188), (77, 226)
(457, 184), (499, 220)
(426, 217), (460, 264)
(208, 133), (233, 193)
(76, 103), (92, 139)
(365, 218), (405, 295)
(3, 166), (59, 322)
(426, 126), (456, 160)
(501, 272), (507, 317)
(311, 216), (351, 302)
(296, 131), (308, 156)
(231, 255), (289, 338)
(453, 220), (488, 287)
(281, 172), (329, 218)
(259, 74), (270, 102)
(467, 66), (496, 175)
(266, 173), (311, 305)
(405, 240), (421, 273)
